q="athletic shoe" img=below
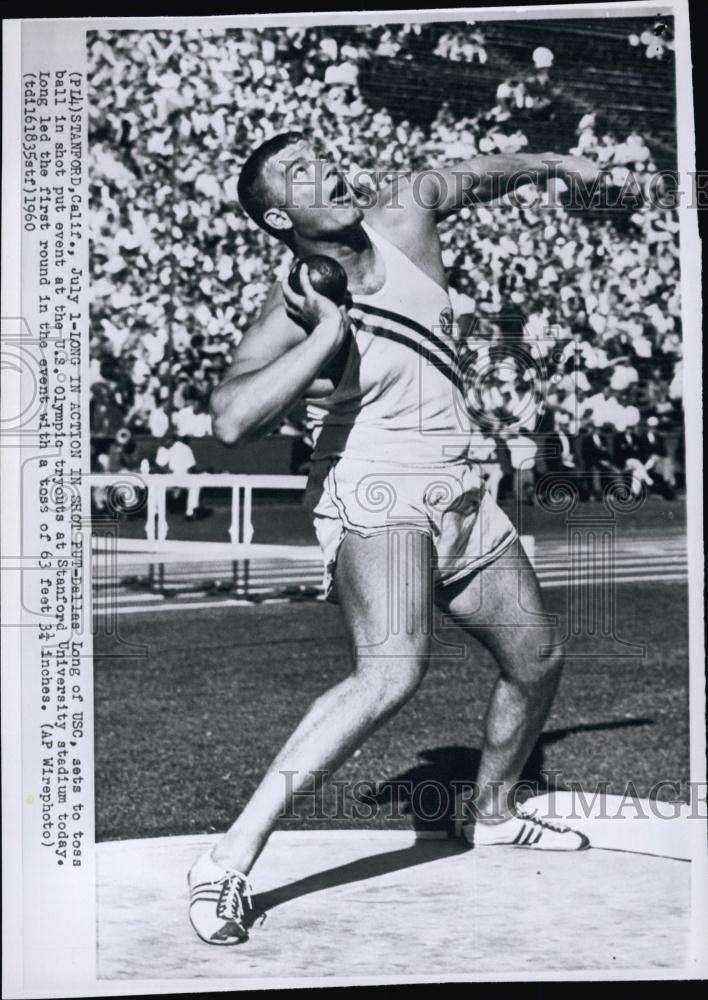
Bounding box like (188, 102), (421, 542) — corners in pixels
(188, 852), (253, 945)
(455, 804), (590, 851)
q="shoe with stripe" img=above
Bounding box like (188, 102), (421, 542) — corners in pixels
(188, 852), (253, 945)
(456, 805), (590, 851)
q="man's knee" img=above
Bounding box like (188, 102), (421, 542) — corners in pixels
(504, 641), (564, 691)
(354, 655), (428, 713)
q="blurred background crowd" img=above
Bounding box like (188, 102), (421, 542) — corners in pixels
(88, 17), (683, 503)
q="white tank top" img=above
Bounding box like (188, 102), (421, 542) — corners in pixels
(306, 222), (472, 466)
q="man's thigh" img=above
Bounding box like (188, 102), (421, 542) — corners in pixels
(435, 538), (560, 676)
(334, 526), (434, 660)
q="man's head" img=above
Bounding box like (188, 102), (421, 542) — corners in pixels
(237, 132), (363, 244)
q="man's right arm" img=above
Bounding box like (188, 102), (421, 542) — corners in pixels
(210, 271), (348, 446)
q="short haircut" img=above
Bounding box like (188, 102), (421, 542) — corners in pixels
(237, 131), (303, 240)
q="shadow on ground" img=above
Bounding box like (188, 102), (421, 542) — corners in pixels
(248, 838), (464, 925)
(249, 718), (654, 924)
(372, 718), (655, 836)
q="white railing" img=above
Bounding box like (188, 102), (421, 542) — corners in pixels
(91, 473), (313, 557)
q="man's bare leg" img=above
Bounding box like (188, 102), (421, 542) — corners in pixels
(209, 527), (433, 874)
(437, 538), (565, 823)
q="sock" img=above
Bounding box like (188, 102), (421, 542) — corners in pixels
(191, 850), (236, 883)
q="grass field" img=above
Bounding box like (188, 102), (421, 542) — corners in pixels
(94, 576), (689, 843)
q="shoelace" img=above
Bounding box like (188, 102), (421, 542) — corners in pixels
(216, 871), (253, 923)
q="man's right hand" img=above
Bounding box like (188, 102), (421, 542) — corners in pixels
(281, 264), (349, 349)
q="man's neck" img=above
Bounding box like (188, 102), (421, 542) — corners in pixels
(292, 223), (378, 287)
(294, 225), (374, 264)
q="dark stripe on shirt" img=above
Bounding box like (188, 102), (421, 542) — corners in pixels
(352, 302), (460, 368)
(352, 317), (466, 396)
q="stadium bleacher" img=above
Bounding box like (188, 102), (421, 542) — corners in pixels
(88, 16), (683, 492)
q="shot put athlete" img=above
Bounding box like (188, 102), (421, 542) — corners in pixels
(189, 132), (599, 945)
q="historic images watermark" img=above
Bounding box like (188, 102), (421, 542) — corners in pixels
(277, 770), (707, 824)
(281, 156), (706, 213)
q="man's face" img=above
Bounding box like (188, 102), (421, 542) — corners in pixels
(263, 141), (363, 240)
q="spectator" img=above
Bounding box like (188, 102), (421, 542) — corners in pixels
(93, 428), (144, 512)
(579, 420), (621, 501)
(609, 361), (640, 393)
(148, 399), (170, 438)
(637, 415), (676, 499)
(586, 383), (626, 430)
(154, 432), (205, 520)
(174, 396), (213, 438)
(612, 420), (650, 497)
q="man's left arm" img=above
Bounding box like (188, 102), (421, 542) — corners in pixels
(410, 152), (601, 220)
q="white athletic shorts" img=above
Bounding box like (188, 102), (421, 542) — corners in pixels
(304, 456), (518, 602)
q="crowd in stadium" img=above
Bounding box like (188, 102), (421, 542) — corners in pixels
(88, 21), (683, 501)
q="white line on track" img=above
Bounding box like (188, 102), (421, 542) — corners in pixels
(96, 557), (687, 583)
(534, 554), (687, 565)
(539, 572), (688, 587)
(99, 559), (688, 598)
(94, 572), (688, 615)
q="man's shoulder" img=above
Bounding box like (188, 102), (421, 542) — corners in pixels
(364, 177), (438, 247)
